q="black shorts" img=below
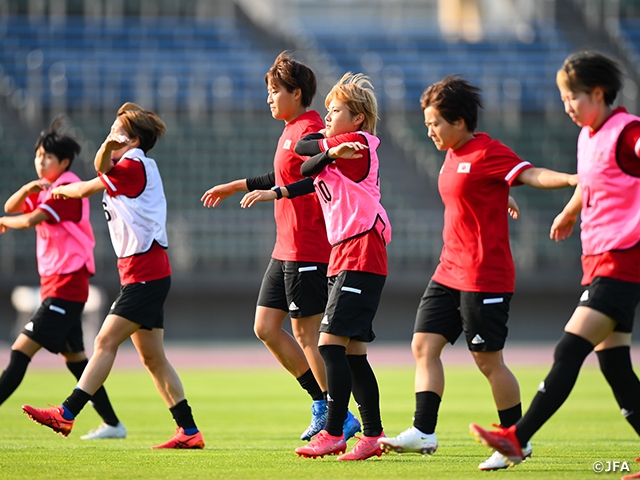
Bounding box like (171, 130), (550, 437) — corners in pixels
(578, 276), (640, 333)
(22, 297), (86, 354)
(414, 280), (513, 352)
(109, 276), (171, 330)
(257, 258), (328, 318)
(320, 270), (386, 342)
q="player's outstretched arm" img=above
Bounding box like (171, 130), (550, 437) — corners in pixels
(4, 180), (50, 214)
(0, 210), (49, 233)
(201, 179), (248, 208)
(516, 167), (578, 189)
(550, 184), (582, 242)
(51, 177), (105, 200)
(240, 177), (315, 208)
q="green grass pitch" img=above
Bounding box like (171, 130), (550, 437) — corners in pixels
(0, 363), (637, 479)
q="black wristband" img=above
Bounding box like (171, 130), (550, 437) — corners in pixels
(271, 186), (283, 199)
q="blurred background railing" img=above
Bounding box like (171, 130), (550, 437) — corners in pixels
(0, 0), (638, 341)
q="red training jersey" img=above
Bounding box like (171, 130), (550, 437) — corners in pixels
(25, 192), (89, 302)
(99, 158), (172, 284)
(432, 133), (533, 292)
(272, 110), (331, 263)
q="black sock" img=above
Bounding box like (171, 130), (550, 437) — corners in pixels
(296, 368), (324, 401)
(319, 344), (350, 436)
(498, 403), (522, 428)
(413, 391), (440, 434)
(0, 350), (31, 406)
(347, 354), (382, 437)
(66, 359), (119, 426)
(63, 388), (93, 417)
(169, 399), (197, 431)
(516, 332), (593, 445)
(597, 346), (640, 436)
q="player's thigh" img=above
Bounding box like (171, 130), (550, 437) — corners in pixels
(459, 290), (512, 352)
(414, 280), (463, 345)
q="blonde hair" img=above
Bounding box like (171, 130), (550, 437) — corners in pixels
(117, 102), (166, 153)
(325, 73), (378, 135)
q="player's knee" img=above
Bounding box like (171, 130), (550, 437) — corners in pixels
(137, 351), (166, 372)
(93, 333), (119, 354)
(254, 321), (274, 343)
(411, 335), (434, 361)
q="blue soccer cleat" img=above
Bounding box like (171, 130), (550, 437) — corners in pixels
(300, 399), (328, 441)
(342, 410), (362, 441)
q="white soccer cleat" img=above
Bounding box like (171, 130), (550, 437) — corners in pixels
(80, 422), (127, 440)
(377, 426), (438, 455)
(478, 442), (532, 470)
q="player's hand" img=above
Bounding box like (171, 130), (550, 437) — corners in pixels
(103, 133), (130, 151)
(50, 185), (70, 200)
(240, 190), (277, 208)
(0, 219), (7, 234)
(507, 195), (520, 219)
(24, 179), (50, 194)
(329, 142), (368, 159)
(201, 183), (237, 208)
(550, 210), (577, 242)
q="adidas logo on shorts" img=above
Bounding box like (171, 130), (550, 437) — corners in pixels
(321, 315), (329, 325)
(471, 334), (485, 345)
(289, 302), (299, 311)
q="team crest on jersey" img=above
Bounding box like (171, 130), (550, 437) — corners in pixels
(283, 139), (292, 150)
(457, 162), (471, 173)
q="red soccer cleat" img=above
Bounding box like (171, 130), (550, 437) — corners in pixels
(469, 423), (525, 466)
(151, 427), (205, 449)
(22, 404), (74, 437)
(295, 430), (346, 458)
(621, 457), (640, 479)
(338, 432), (387, 461)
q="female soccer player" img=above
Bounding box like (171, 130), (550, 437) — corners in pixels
(201, 52), (360, 441)
(287, 72), (390, 461)
(22, 103), (203, 449)
(0, 120), (125, 440)
(377, 75), (577, 470)
(471, 51), (640, 472)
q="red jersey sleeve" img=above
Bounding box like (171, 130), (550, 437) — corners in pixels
(38, 195), (82, 223)
(484, 142), (533, 187)
(318, 132), (370, 182)
(23, 193), (40, 213)
(99, 158), (146, 197)
(617, 121), (640, 177)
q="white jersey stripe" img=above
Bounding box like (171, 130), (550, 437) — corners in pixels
(634, 137), (640, 157)
(102, 174), (118, 192)
(39, 204), (60, 223)
(504, 161), (532, 182)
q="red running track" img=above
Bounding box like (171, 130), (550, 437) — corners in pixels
(1, 341), (638, 369)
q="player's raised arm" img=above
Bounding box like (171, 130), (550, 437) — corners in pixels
(4, 179), (49, 214)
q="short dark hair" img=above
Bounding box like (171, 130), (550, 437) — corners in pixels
(420, 75), (483, 132)
(34, 117), (81, 170)
(557, 51), (623, 106)
(265, 51), (317, 108)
